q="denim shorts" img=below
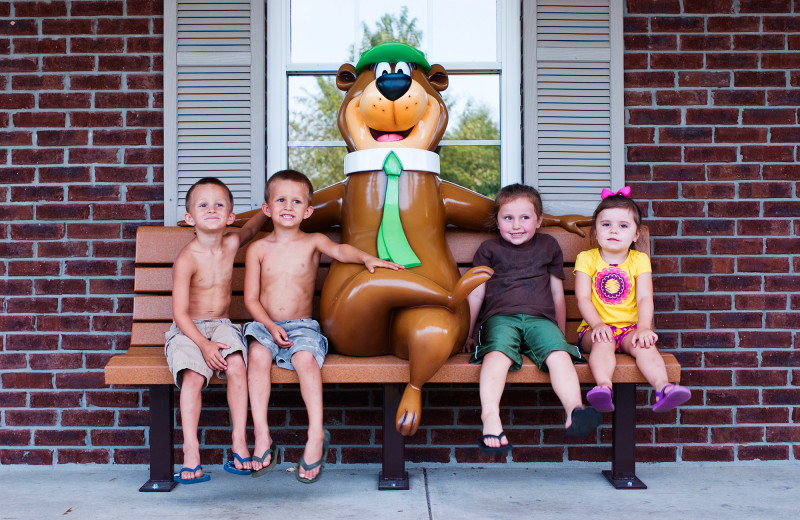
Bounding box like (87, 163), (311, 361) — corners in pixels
(242, 318), (328, 371)
(164, 318), (247, 388)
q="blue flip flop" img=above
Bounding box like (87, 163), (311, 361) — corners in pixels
(173, 465), (210, 484)
(223, 453), (252, 476)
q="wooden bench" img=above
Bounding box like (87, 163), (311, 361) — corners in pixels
(104, 222), (680, 492)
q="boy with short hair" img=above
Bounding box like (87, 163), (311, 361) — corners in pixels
(167, 177), (268, 483)
(243, 169), (402, 483)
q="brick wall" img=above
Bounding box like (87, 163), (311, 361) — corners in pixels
(1, 0), (798, 466)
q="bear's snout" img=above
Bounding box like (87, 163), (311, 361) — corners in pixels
(376, 73), (412, 101)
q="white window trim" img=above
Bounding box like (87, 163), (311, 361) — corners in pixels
(266, 0), (520, 186)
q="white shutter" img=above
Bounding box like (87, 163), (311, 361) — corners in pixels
(164, 0), (265, 224)
(523, 0), (623, 215)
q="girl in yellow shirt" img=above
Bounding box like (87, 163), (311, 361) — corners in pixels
(575, 188), (691, 414)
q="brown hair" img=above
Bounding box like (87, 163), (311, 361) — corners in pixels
(591, 193), (643, 231)
(185, 177), (234, 212)
(488, 183), (543, 230)
(265, 169), (314, 202)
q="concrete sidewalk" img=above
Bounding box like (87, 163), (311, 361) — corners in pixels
(1, 462), (797, 519)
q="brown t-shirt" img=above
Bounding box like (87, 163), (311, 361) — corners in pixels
(472, 233), (565, 327)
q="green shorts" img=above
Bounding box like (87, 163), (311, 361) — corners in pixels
(470, 314), (583, 372)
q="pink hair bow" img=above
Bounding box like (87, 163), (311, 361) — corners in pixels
(601, 186), (631, 199)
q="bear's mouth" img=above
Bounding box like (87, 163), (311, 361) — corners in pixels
(370, 128), (412, 143)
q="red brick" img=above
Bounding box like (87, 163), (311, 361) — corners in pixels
(627, 146), (682, 163)
(742, 108), (797, 125)
(0, 353), (27, 370)
(12, 148), (65, 165)
(92, 241), (135, 258)
(127, 36), (162, 53)
(679, 295), (731, 311)
(69, 111), (123, 127)
(706, 389), (759, 406)
(660, 126), (711, 143)
(738, 407), (790, 424)
(9, 223), (65, 241)
(741, 145), (795, 162)
(93, 129), (148, 146)
(55, 372), (106, 389)
(11, 186), (64, 201)
(684, 146), (738, 163)
(0, 57), (38, 73)
(126, 110), (163, 127)
(739, 445), (790, 461)
(57, 449), (111, 464)
(682, 218), (735, 236)
(738, 257), (789, 273)
(6, 299), (60, 315)
(41, 18), (93, 35)
(113, 449), (151, 464)
(652, 200), (705, 217)
(734, 34), (785, 51)
(765, 311), (800, 328)
(624, 34), (677, 51)
(70, 37), (124, 54)
(124, 148), (163, 164)
(66, 222), (120, 239)
(0, 205), (33, 220)
(13, 37), (67, 54)
(735, 295), (787, 312)
(37, 204), (91, 221)
(686, 108), (739, 125)
(98, 55), (150, 72)
(95, 166), (148, 182)
(625, 127), (655, 143)
(67, 148), (120, 164)
(1, 372), (53, 389)
(68, 185), (120, 201)
(771, 126), (800, 143)
(763, 389), (800, 406)
(710, 312), (762, 329)
(764, 201), (800, 218)
(29, 353), (83, 370)
(766, 238), (800, 254)
(680, 34), (730, 51)
(95, 92), (149, 108)
(13, 112), (67, 128)
(763, 350), (800, 367)
(35, 430), (87, 446)
(737, 219), (790, 236)
(96, 18), (149, 34)
(127, 73), (163, 90)
(707, 53), (760, 70)
(708, 275), (762, 293)
(765, 426), (800, 443)
(87, 391), (140, 408)
(626, 1), (681, 15)
(763, 164), (800, 180)
(655, 426), (707, 444)
(71, 1), (124, 16)
(709, 200), (760, 218)
(734, 71), (787, 88)
(655, 312), (707, 329)
(37, 130), (90, 147)
(678, 71), (730, 88)
(653, 239), (708, 256)
(62, 410), (115, 427)
(5, 410), (57, 427)
(736, 370), (788, 387)
(0, 449), (54, 465)
(0, 131), (33, 146)
(628, 108), (681, 125)
(708, 16), (760, 32)
(0, 430), (31, 446)
(42, 56), (95, 72)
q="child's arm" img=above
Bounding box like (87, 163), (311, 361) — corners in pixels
(231, 207), (269, 247)
(549, 274), (568, 336)
(574, 271), (613, 343)
(463, 283), (486, 352)
(243, 243), (292, 347)
(171, 255), (229, 371)
(315, 235), (403, 272)
(630, 272), (658, 348)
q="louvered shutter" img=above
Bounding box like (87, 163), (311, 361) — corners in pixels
(523, 0), (623, 215)
(164, 0), (265, 224)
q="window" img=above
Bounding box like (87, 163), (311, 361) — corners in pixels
(164, 0), (622, 223)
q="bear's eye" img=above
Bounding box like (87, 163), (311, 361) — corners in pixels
(375, 62), (391, 76)
(394, 62), (412, 76)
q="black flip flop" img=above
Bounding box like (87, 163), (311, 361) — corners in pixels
(565, 407), (602, 438)
(478, 432), (513, 454)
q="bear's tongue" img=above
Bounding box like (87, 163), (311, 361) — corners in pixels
(377, 133), (404, 142)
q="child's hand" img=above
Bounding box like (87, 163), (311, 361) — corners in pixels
(200, 340), (231, 371)
(590, 323), (614, 344)
(365, 257), (404, 273)
(631, 328), (658, 348)
(268, 323), (293, 348)
(462, 337), (477, 353)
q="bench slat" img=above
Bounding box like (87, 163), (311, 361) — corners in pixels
(105, 350), (680, 386)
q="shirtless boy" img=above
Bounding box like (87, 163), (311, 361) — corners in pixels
(243, 169), (402, 483)
(167, 177), (267, 483)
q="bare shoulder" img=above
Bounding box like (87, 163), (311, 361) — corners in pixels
(173, 240), (199, 277)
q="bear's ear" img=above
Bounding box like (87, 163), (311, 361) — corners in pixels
(336, 64), (357, 91)
(427, 64), (448, 92)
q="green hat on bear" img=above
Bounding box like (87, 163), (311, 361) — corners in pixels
(354, 42), (431, 74)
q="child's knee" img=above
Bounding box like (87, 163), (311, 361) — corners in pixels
(225, 353), (246, 377)
(180, 369), (206, 390)
(545, 350), (572, 368)
(291, 350), (318, 370)
(248, 342), (272, 366)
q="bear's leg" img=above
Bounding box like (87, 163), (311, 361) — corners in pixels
(392, 307), (466, 436)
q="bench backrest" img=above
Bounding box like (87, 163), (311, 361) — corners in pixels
(130, 224), (650, 349)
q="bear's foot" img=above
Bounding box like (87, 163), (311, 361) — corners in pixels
(395, 383), (423, 436)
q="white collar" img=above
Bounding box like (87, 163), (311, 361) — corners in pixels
(343, 148), (440, 175)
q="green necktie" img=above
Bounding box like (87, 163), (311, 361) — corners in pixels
(377, 151), (421, 268)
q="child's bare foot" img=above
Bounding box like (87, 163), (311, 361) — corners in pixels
(479, 413), (511, 452)
(251, 433), (273, 472)
(231, 438), (252, 471)
(179, 444), (204, 481)
(296, 429), (330, 483)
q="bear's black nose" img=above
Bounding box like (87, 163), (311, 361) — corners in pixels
(376, 73), (412, 101)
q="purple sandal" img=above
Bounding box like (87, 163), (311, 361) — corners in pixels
(586, 386), (615, 413)
(652, 384), (691, 413)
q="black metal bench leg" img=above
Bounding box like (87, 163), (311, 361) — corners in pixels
(139, 384), (177, 492)
(602, 382), (647, 489)
(379, 383), (409, 490)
